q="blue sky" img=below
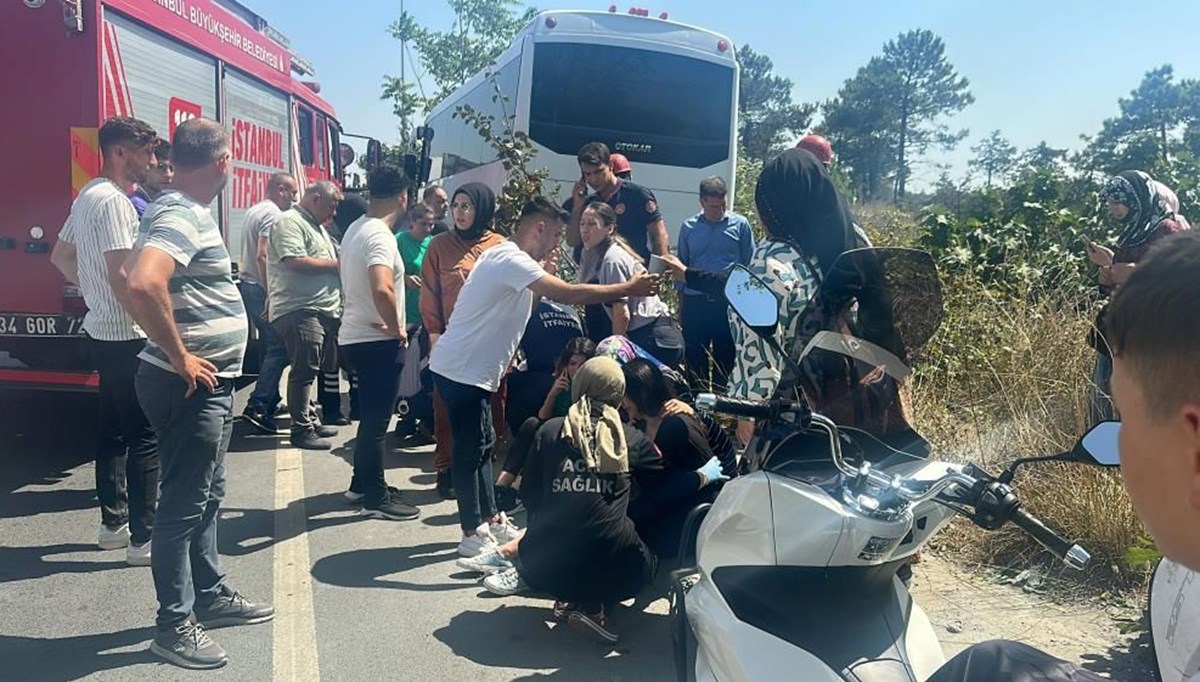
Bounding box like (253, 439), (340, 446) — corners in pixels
(249, 0), (1200, 188)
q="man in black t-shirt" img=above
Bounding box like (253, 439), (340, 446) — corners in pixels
(565, 142), (669, 262)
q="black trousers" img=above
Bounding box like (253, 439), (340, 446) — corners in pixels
(342, 340), (403, 504)
(681, 295), (735, 393)
(88, 337), (159, 545)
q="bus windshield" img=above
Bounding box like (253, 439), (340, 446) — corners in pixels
(529, 42), (734, 169)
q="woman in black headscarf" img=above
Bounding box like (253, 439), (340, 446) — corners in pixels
(420, 182), (507, 499)
(724, 148), (863, 442)
(1086, 170), (1187, 423)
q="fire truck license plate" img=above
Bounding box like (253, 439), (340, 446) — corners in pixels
(0, 314), (85, 337)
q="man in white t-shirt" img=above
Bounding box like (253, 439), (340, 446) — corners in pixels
(430, 196), (660, 558)
(237, 172), (299, 433)
(50, 116), (161, 565)
(337, 165), (420, 521)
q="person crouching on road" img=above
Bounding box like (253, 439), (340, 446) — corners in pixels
(125, 118), (273, 670)
(429, 196), (661, 559)
(336, 165), (420, 521)
(504, 356), (656, 644)
(266, 180), (344, 450)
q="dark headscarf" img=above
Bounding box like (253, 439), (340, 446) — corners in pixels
(452, 182), (496, 241)
(1101, 170), (1178, 248)
(755, 148), (859, 277)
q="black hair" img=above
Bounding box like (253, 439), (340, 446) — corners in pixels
(367, 164), (411, 199)
(700, 175), (728, 198)
(555, 337), (597, 374)
(622, 358), (674, 417)
(170, 118), (228, 171)
(577, 142), (611, 167)
(99, 116), (158, 157)
(408, 202), (436, 221)
(521, 196), (565, 224)
(153, 139), (171, 162)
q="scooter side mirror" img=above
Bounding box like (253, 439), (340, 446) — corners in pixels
(725, 266), (779, 337)
(1073, 421), (1121, 467)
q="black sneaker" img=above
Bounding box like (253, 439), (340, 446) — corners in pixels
(323, 414), (351, 426)
(315, 424), (340, 438)
(436, 468), (456, 500)
(359, 492), (420, 521)
(150, 621), (228, 669)
(195, 586), (275, 629)
(240, 407), (276, 434)
(345, 484), (401, 504)
(292, 430), (333, 451)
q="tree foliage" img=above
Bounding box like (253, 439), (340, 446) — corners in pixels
(737, 45), (815, 162)
(822, 29), (973, 202)
(970, 130), (1017, 188)
(384, 0), (536, 142)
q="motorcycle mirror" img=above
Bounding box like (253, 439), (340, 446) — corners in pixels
(1073, 421), (1121, 467)
(725, 266), (779, 336)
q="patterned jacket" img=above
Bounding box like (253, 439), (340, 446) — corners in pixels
(726, 240), (818, 401)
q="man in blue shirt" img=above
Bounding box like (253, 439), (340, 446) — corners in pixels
(677, 176), (754, 393)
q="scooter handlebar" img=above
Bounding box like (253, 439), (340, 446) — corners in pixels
(1011, 506), (1091, 571)
(695, 393), (808, 421)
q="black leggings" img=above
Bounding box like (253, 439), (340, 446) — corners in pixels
(501, 416), (543, 478)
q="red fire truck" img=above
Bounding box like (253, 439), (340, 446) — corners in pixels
(1, 0), (348, 391)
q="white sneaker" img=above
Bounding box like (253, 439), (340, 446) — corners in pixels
(457, 524), (498, 558)
(98, 523), (130, 550)
(483, 567), (529, 596)
(489, 513), (522, 544)
(455, 547), (514, 575)
(127, 540), (152, 566)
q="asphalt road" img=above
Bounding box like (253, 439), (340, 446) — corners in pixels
(0, 386), (675, 682)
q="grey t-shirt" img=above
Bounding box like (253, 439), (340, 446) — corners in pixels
(238, 199), (280, 285)
(265, 206), (341, 322)
(596, 243), (669, 332)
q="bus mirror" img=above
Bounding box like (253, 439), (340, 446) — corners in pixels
(420, 158), (432, 185)
(402, 154), (420, 182)
(415, 126), (434, 143)
(365, 139), (383, 169)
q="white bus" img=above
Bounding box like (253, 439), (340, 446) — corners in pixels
(422, 9), (739, 243)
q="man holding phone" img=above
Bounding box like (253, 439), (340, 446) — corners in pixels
(564, 142), (669, 262)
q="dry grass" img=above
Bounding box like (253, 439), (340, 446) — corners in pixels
(909, 280), (1150, 589)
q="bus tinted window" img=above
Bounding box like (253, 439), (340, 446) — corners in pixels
(529, 43), (734, 169)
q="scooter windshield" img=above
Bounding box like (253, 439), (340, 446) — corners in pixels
(776, 248), (944, 462)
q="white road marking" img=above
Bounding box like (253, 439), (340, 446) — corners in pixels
(273, 446), (320, 681)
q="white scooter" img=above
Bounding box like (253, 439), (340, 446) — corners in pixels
(668, 249), (1122, 682)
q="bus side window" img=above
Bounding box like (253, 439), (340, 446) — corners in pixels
(298, 106), (315, 166)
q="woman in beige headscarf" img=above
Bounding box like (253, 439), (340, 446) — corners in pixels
(457, 357), (656, 643)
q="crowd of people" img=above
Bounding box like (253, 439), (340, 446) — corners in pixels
(48, 110), (1200, 680)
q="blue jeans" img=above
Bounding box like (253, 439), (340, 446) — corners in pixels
(342, 340), (403, 504)
(239, 281), (288, 413)
(136, 362), (233, 630)
(432, 373), (497, 533)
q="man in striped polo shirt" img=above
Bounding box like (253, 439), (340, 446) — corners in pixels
(125, 118), (273, 670)
(50, 116), (160, 565)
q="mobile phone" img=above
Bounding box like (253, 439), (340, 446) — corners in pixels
(648, 254), (667, 274)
